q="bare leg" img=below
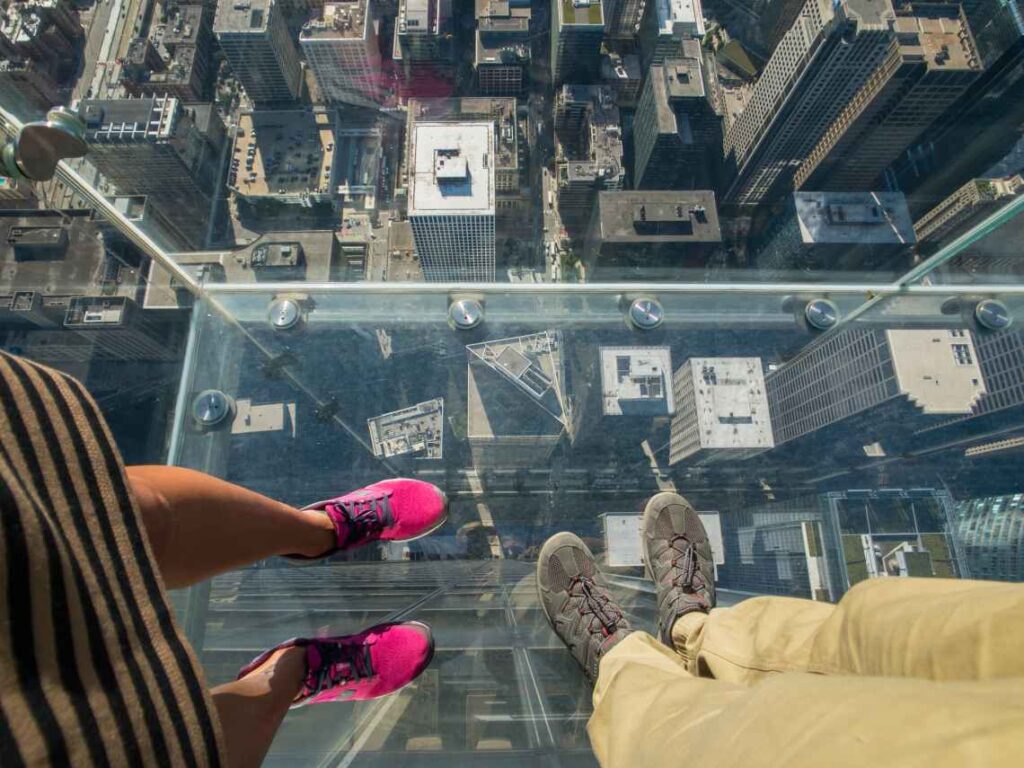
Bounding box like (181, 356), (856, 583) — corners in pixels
(126, 465), (335, 589)
(211, 646), (306, 768)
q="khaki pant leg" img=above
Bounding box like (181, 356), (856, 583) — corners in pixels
(672, 578), (1024, 684)
(671, 595), (836, 684)
(807, 577), (1024, 680)
(588, 631), (1024, 768)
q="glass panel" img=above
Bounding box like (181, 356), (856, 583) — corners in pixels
(167, 285), (1024, 763)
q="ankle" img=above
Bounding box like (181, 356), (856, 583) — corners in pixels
(294, 510), (337, 557)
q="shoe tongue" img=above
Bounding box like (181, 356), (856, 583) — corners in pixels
(324, 504), (354, 547)
(306, 643), (324, 676)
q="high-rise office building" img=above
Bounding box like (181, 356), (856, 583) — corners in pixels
(394, 0), (455, 95)
(80, 96), (225, 250)
(669, 357), (774, 465)
(795, 8), (980, 192)
(405, 98), (525, 215)
(214, 0), (301, 103)
(122, 4), (215, 102)
(722, 0), (897, 207)
(582, 190), (721, 279)
(914, 175), (1024, 250)
(301, 1), (382, 107)
(633, 43), (719, 190)
(598, 347), (675, 416)
(887, 4), (1024, 216)
(765, 329), (987, 457)
(640, 0), (705, 69)
(476, 0), (531, 95)
(551, 0), (604, 85)
(553, 86), (625, 234)
(408, 121), (496, 281)
(754, 191), (916, 278)
(467, 331), (573, 467)
(955, 494), (1024, 582)
(605, 0), (648, 43)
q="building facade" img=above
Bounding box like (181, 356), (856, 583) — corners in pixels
(214, 0), (301, 103)
(408, 122), (496, 281)
(80, 96), (224, 250)
(722, 0), (897, 207)
(795, 8), (980, 192)
(914, 175), (1024, 249)
(956, 494), (1024, 582)
(633, 43), (718, 190)
(476, 0), (531, 95)
(551, 0), (604, 85)
(301, 1), (383, 107)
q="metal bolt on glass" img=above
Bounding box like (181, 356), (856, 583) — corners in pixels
(191, 390), (235, 429)
(804, 299), (840, 331)
(974, 299), (1013, 331)
(0, 107), (88, 182)
(269, 297), (303, 331)
(448, 298), (484, 330)
(627, 297), (664, 330)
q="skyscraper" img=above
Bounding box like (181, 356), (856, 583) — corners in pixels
(214, 0), (301, 103)
(795, 8), (980, 192)
(582, 190), (721, 279)
(633, 43), (719, 190)
(722, 0), (897, 207)
(639, 0), (706, 69)
(887, 3), (1024, 216)
(394, 0), (455, 95)
(476, 0), (531, 95)
(300, 1), (383, 107)
(914, 175), (1024, 251)
(753, 191), (916, 278)
(408, 121), (496, 281)
(80, 96), (224, 249)
(553, 86), (625, 234)
(765, 328), (987, 457)
(669, 357), (774, 465)
(955, 494), (1024, 582)
(551, 0), (604, 85)
(605, 0), (648, 44)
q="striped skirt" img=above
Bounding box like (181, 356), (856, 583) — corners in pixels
(0, 351), (224, 766)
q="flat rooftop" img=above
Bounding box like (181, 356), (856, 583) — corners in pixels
(80, 96), (178, 141)
(300, 1), (371, 41)
(600, 347), (675, 416)
(793, 191), (916, 245)
(231, 110), (336, 197)
(367, 398), (445, 459)
(654, 0), (706, 36)
(213, 0), (274, 34)
(845, 0), (896, 27)
(892, 12), (976, 71)
(681, 357), (774, 450)
(559, 0), (603, 26)
(596, 191), (722, 242)
(467, 331), (569, 438)
(409, 121), (495, 215)
(407, 98), (518, 175)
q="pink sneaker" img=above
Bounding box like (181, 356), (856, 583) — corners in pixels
(288, 478), (448, 560)
(237, 621), (435, 707)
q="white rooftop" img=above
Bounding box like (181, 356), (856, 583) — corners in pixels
(887, 330), (987, 414)
(655, 0), (705, 37)
(600, 347), (675, 416)
(685, 357), (773, 450)
(409, 122), (495, 215)
(794, 191), (916, 245)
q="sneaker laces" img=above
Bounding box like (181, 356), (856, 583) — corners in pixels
(308, 642), (375, 697)
(327, 491), (395, 545)
(669, 538), (708, 608)
(570, 577), (624, 637)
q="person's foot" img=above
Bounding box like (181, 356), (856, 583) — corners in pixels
(536, 532), (632, 683)
(237, 621), (435, 706)
(641, 492), (716, 646)
(289, 479), (448, 560)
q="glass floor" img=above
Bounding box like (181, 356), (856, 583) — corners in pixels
(163, 285), (1024, 764)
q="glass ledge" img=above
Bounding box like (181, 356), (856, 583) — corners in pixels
(166, 285), (1024, 765)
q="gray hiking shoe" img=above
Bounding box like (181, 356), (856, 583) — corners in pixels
(642, 492), (716, 646)
(536, 532), (632, 683)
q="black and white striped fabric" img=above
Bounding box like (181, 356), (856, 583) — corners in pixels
(0, 351), (224, 766)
